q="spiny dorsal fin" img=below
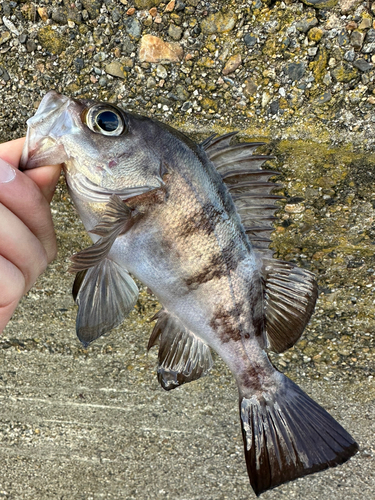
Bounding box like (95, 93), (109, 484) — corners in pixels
(148, 309), (213, 391)
(202, 131), (239, 153)
(209, 143), (269, 170)
(199, 133), (218, 149)
(263, 258), (318, 353)
(205, 133), (280, 260)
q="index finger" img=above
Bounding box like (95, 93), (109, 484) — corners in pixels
(0, 158), (57, 263)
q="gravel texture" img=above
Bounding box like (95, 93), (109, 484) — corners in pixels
(0, 0), (374, 498)
(1, 0), (375, 145)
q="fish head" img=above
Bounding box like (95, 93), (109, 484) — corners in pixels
(20, 91), (165, 200)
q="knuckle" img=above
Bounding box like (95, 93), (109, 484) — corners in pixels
(0, 257), (25, 308)
(22, 247), (49, 293)
(30, 181), (46, 207)
(37, 249), (49, 276)
(47, 238), (58, 264)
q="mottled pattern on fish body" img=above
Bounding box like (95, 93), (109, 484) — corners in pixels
(110, 129), (264, 365)
(20, 91), (358, 497)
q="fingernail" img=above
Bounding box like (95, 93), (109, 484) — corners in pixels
(0, 158), (16, 183)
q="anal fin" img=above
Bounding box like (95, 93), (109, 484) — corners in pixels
(148, 309), (213, 391)
(263, 259), (318, 353)
(73, 258), (138, 347)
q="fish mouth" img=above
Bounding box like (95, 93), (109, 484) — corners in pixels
(20, 91), (79, 171)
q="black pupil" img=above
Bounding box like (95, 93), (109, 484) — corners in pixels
(97, 111), (119, 132)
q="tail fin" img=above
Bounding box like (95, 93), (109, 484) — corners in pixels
(239, 375), (358, 496)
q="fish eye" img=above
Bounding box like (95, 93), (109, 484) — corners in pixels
(83, 105), (126, 136)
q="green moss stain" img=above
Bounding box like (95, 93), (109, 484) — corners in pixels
(331, 62), (358, 83)
(200, 10), (238, 34)
(301, 0), (338, 8)
(310, 47), (328, 83)
(37, 26), (68, 55)
(267, 141), (375, 273)
(308, 27), (324, 42)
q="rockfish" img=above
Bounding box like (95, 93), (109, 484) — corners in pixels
(20, 91), (358, 496)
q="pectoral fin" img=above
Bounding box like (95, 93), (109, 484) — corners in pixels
(148, 309), (213, 391)
(70, 195), (132, 273)
(73, 258), (138, 347)
(70, 189), (166, 273)
(263, 259), (318, 353)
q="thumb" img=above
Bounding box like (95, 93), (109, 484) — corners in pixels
(0, 137), (62, 203)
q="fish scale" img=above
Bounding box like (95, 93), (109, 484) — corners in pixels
(20, 91), (358, 497)
(142, 156), (259, 346)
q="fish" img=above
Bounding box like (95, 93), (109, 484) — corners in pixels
(20, 91), (358, 496)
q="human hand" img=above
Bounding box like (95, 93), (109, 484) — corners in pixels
(0, 138), (61, 333)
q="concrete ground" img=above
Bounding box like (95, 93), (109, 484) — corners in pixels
(0, 334), (373, 500)
(1, 181), (374, 500)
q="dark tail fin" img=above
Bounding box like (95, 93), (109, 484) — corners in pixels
(239, 375), (358, 496)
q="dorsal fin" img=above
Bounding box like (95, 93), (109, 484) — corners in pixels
(209, 143), (269, 170)
(148, 309), (213, 391)
(221, 167), (279, 181)
(200, 133), (218, 149)
(202, 131), (239, 153)
(205, 133), (280, 260)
